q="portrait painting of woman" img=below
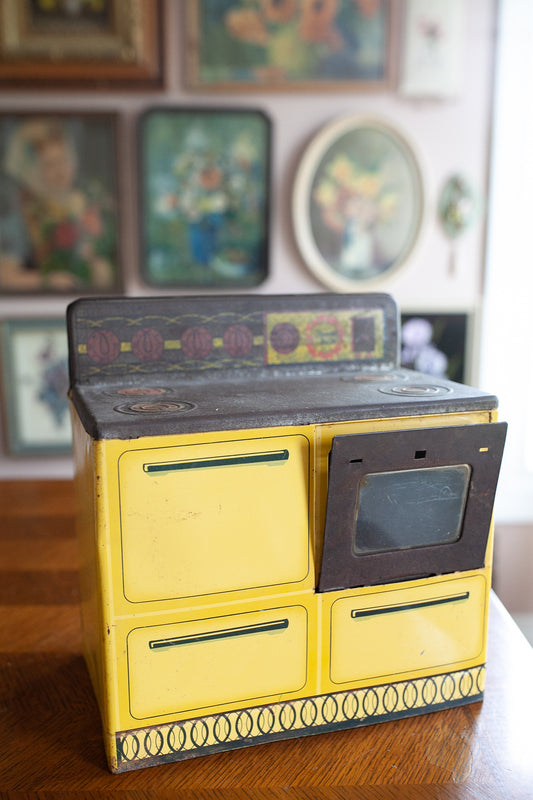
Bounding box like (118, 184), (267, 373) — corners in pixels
(0, 114), (119, 293)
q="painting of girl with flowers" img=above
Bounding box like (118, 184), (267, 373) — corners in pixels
(293, 114), (425, 290)
(139, 108), (270, 287)
(0, 114), (119, 293)
(188, 0), (390, 89)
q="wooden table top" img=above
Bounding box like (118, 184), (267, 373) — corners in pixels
(1, 479), (532, 799)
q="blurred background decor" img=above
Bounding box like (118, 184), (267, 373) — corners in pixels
(400, 0), (466, 98)
(0, 317), (71, 454)
(292, 114), (425, 291)
(438, 173), (480, 275)
(187, 0), (391, 90)
(0, 0), (163, 89)
(0, 112), (120, 293)
(139, 107), (270, 288)
(400, 312), (469, 383)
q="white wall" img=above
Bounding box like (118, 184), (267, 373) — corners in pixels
(0, 0), (498, 480)
(479, 0), (533, 523)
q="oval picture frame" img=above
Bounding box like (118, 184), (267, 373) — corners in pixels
(293, 114), (425, 291)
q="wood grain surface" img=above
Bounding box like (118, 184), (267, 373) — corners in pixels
(1, 480), (532, 799)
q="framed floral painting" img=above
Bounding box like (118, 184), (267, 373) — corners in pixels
(138, 107), (270, 288)
(187, 0), (391, 90)
(292, 114), (425, 291)
(0, 113), (120, 294)
(0, 0), (163, 89)
(400, 0), (466, 98)
(400, 312), (470, 384)
(0, 318), (71, 454)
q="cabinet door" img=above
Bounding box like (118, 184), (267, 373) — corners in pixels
(118, 434), (310, 602)
(329, 575), (487, 685)
(127, 605), (308, 719)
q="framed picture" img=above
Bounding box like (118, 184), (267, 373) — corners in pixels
(0, 113), (121, 294)
(138, 107), (270, 288)
(400, 0), (466, 98)
(292, 114), (425, 291)
(0, 318), (71, 455)
(0, 0), (163, 89)
(400, 312), (470, 384)
(187, 0), (391, 91)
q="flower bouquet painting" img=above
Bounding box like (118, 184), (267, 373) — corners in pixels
(0, 113), (120, 293)
(401, 313), (468, 384)
(293, 115), (425, 291)
(0, 319), (71, 454)
(139, 108), (270, 288)
(188, 0), (390, 89)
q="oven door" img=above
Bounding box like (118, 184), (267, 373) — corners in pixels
(119, 433), (310, 603)
(318, 422), (507, 592)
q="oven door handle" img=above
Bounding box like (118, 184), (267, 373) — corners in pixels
(351, 591), (470, 619)
(143, 449), (290, 473)
(148, 618), (290, 650)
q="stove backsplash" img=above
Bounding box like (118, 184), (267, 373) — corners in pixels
(67, 293), (399, 386)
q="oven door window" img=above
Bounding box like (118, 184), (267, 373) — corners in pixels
(318, 422), (507, 592)
(353, 464), (471, 555)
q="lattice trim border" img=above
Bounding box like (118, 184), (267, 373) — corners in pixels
(114, 665), (485, 772)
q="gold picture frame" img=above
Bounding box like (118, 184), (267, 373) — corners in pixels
(0, 0), (163, 89)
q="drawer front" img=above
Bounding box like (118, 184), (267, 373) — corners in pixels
(329, 575), (487, 685)
(127, 605), (308, 720)
(118, 434), (310, 602)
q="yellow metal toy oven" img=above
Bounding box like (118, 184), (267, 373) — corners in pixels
(67, 293), (506, 773)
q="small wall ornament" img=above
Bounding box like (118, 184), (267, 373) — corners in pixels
(438, 173), (480, 275)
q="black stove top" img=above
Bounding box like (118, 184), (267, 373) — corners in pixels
(67, 294), (498, 440)
(70, 368), (497, 440)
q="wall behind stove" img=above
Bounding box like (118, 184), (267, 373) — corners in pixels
(0, 0), (497, 481)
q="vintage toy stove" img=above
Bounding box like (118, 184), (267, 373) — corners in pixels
(67, 293), (506, 773)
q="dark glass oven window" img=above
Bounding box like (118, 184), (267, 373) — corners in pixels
(353, 465), (471, 555)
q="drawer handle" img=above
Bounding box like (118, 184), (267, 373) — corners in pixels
(143, 449), (289, 473)
(351, 591), (470, 619)
(149, 618), (289, 650)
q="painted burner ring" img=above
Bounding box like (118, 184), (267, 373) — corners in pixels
(114, 400), (196, 415)
(378, 383), (453, 397)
